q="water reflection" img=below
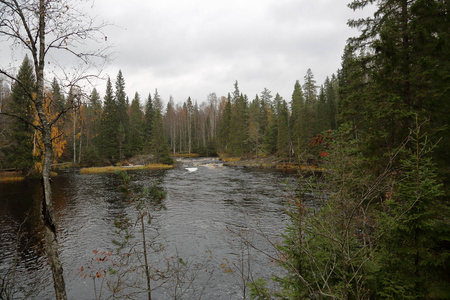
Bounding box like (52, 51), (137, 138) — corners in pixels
(0, 159), (298, 299)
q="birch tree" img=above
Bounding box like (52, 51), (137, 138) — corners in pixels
(0, 0), (108, 298)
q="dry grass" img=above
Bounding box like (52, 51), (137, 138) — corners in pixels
(221, 157), (241, 162)
(0, 171), (25, 183)
(0, 176), (25, 183)
(80, 164), (173, 174)
(171, 153), (201, 158)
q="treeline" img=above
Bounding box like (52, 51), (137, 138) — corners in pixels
(162, 69), (339, 159)
(1, 66), (173, 171)
(1, 60), (341, 170)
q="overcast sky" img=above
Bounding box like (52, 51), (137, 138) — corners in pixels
(1, 0), (374, 106)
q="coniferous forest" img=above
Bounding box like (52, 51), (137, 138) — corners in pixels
(0, 0), (449, 299)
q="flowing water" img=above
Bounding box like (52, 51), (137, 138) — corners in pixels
(0, 158), (301, 299)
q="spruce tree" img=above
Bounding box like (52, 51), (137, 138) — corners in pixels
(325, 75), (338, 130)
(276, 95), (290, 158)
(344, 0), (449, 175)
(99, 77), (119, 162)
(218, 94), (231, 153)
(302, 68), (317, 139)
(229, 92), (249, 156)
(50, 77), (65, 115)
(143, 93), (153, 153)
(115, 70), (129, 159)
(290, 80), (305, 154)
(6, 56), (36, 173)
(260, 87), (273, 139)
(372, 126), (450, 299)
(248, 95), (262, 157)
(129, 92), (144, 156)
(150, 89), (171, 163)
(84, 88), (102, 165)
(315, 85), (328, 134)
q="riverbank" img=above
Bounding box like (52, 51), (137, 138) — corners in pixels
(220, 155), (324, 173)
(0, 171), (25, 182)
(79, 164), (174, 174)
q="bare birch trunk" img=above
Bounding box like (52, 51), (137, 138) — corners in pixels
(73, 109), (77, 163)
(35, 1), (67, 298)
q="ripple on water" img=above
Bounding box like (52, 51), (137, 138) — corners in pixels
(0, 158), (299, 299)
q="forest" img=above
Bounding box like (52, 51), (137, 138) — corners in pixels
(1, 64), (340, 170)
(0, 0), (449, 299)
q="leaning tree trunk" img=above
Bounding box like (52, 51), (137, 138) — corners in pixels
(42, 125), (67, 300)
(34, 0), (67, 298)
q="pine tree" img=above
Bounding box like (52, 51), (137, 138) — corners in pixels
(6, 56), (36, 173)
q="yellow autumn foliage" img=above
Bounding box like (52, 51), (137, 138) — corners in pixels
(33, 92), (67, 173)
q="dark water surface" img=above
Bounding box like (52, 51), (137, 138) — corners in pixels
(0, 158), (299, 299)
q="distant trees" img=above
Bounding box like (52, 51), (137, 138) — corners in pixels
(3, 58), (344, 167)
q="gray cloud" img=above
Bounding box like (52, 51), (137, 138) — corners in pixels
(1, 0), (373, 105)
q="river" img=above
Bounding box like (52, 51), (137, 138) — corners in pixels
(0, 157), (300, 299)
